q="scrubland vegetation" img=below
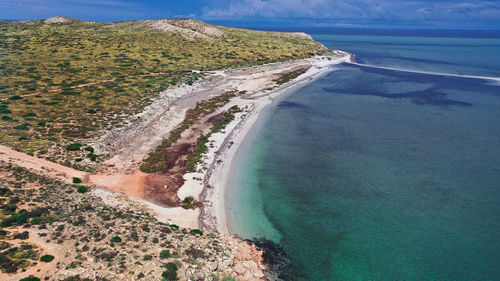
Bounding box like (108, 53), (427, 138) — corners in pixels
(0, 162), (259, 280)
(0, 18), (328, 168)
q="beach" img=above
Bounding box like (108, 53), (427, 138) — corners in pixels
(0, 52), (351, 232)
(124, 51), (352, 230)
(197, 52), (352, 233)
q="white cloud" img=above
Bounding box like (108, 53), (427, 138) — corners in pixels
(201, 0), (500, 22)
(202, 0), (337, 19)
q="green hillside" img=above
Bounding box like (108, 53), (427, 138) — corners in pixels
(0, 17), (328, 165)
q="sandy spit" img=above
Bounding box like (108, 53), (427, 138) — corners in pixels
(195, 51), (353, 233)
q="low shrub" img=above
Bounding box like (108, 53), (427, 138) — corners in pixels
(161, 262), (178, 281)
(13, 231), (29, 240)
(0, 252), (17, 273)
(86, 153), (97, 161)
(23, 112), (36, 117)
(9, 95), (22, 100)
(181, 196), (194, 209)
(110, 236), (122, 243)
(13, 123), (29, 130)
(66, 143), (82, 151)
(159, 250), (171, 259)
(0, 108), (11, 114)
(76, 186), (88, 193)
(189, 229), (203, 236)
(72, 177), (82, 183)
(19, 277), (41, 281)
(30, 216), (55, 225)
(40, 254), (54, 262)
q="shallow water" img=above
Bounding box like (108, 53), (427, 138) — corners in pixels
(227, 31), (500, 280)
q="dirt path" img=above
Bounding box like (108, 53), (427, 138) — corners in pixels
(0, 144), (86, 183)
(0, 144), (150, 201)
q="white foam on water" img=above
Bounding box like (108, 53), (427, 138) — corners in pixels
(349, 62), (500, 82)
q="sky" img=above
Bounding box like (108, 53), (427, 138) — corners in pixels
(1, 0), (500, 29)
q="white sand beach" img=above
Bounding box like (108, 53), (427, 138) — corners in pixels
(0, 51), (352, 232)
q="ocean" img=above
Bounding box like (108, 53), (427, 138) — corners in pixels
(227, 29), (500, 280)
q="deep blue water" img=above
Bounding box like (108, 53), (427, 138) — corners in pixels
(227, 31), (500, 280)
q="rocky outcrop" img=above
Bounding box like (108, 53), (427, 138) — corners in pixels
(168, 19), (225, 37)
(146, 19), (224, 41)
(43, 16), (72, 24)
(223, 236), (267, 280)
(269, 31), (314, 40)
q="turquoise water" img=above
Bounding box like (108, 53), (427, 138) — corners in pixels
(227, 31), (500, 280)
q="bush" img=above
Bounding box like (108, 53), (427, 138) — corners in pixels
(23, 112), (36, 117)
(19, 277), (41, 281)
(72, 177), (82, 183)
(159, 250), (171, 259)
(86, 153), (97, 161)
(189, 229), (203, 236)
(31, 216), (54, 225)
(66, 143), (82, 151)
(0, 252), (17, 273)
(169, 224), (179, 229)
(13, 231), (29, 240)
(1, 215), (21, 227)
(181, 196), (193, 209)
(161, 262), (178, 280)
(40, 254), (54, 262)
(9, 95), (22, 100)
(84, 146), (94, 153)
(76, 186), (88, 193)
(13, 123), (29, 130)
(110, 236), (122, 243)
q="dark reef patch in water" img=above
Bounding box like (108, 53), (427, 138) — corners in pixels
(323, 86), (472, 107)
(277, 101), (306, 108)
(247, 238), (301, 281)
(320, 64), (485, 107)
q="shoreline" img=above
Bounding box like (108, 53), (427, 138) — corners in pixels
(0, 51), (352, 232)
(197, 51), (353, 234)
(0, 51), (351, 281)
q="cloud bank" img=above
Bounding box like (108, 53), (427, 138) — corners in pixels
(202, 0), (500, 24)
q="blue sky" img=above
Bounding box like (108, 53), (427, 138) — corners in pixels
(1, 0), (500, 29)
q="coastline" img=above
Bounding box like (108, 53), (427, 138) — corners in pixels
(197, 51), (352, 234)
(85, 50), (353, 231)
(0, 51), (351, 281)
(0, 51), (352, 232)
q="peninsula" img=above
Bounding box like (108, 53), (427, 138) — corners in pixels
(0, 17), (349, 281)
